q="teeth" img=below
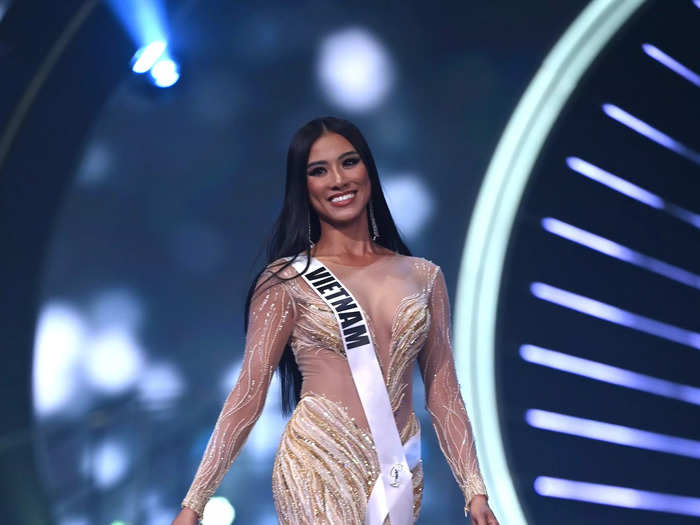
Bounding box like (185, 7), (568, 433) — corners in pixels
(331, 192), (355, 202)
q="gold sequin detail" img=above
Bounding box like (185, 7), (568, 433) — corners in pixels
(418, 262), (488, 512)
(180, 263), (296, 519)
(180, 255), (487, 522)
(272, 392), (423, 524)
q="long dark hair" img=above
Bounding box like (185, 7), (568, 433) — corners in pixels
(243, 116), (411, 415)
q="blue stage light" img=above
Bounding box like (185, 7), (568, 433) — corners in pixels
(149, 58), (180, 88)
(131, 41), (167, 73)
(107, 0), (168, 46)
(106, 0), (180, 87)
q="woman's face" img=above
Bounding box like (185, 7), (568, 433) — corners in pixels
(306, 132), (371, 227)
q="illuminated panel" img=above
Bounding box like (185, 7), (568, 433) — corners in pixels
(526, 409), (700, 459)
(531, 282), (700, 350)
(519, 344), (700, 405)
(534, 477), (700, 517)
(454, 2), (646, 523)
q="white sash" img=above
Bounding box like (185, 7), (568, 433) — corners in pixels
(288, 254), (421, 525)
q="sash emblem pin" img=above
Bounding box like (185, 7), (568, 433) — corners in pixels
(389, 463), (404, 487)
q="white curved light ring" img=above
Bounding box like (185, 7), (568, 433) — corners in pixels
(453, 1), (647, 524)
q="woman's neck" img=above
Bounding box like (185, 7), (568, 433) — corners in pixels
(311, 212), (395, 263)
(313, 217), (383, 256)
(311, 237), (394, 263)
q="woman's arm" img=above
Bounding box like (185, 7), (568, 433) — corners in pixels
(418, 264), (489, 519)
(179, 264), (296, 521)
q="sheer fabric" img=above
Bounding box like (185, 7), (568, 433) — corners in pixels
(417, 266), (488, 509)
(180, 262), (296, 516)
(181, 254), (487, 522)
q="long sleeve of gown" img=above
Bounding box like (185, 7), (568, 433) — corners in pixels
(181, 264), (296, 520)
(418, 265), (488, 517)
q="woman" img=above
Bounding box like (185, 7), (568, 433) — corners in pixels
(172, 117), (498, 525)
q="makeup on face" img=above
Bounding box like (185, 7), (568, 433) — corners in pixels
(306, 133), (371, 220)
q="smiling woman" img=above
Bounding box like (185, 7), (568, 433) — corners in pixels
(1, 1), (644, 523)
(306, 132), (373, 230)
(171, 116), (498, 525)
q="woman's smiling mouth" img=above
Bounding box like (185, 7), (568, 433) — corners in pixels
(328, 190), (357, 206)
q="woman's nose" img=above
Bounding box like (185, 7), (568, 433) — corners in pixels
(330, 165), (346, 185)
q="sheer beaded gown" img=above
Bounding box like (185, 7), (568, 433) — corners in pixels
(180, 253), (488, 524)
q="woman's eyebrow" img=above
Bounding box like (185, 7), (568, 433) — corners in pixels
(307, 150), (357, 169)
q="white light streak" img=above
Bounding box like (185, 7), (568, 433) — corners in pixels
(534, 476), (700, 517)
(642, 43), (700, 87)
(520, 344), (700, 405)
(542, 217), (700, 289)
(530, 282), (700, 350)
(566, 157), (662, 207)
(566, 157), (700, 229)
(526, 408), (700, 458)
(602, 103), (700, 165)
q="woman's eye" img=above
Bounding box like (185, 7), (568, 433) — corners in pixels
(344, 157), (360, 167)
(308, 167), (325, 176)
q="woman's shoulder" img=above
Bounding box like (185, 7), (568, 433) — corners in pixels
(395, 253), (440, 271)
(251, 257), (302, 296)
(263, 256), (302, 279)
(392, 254), (441, 286)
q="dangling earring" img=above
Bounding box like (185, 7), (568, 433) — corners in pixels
(368, 199), (379, 241)
(308, 207), (315, 248)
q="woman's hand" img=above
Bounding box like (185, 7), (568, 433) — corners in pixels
(468, 495), (499, 525)
(170, 507), (199, 525)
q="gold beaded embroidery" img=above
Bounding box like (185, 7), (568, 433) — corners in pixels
(272, 392), (423, 524)
(181, 255), (487, 522)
